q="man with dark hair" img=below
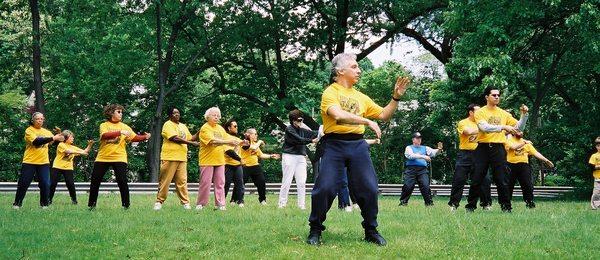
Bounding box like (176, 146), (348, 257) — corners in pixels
(465, 87), (528, 212)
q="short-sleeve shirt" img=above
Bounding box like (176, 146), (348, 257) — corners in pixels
(22, 126), (54, 165)
(589, 152), (600, 179)
(474, 106), (518, 143)
(53, 142), (85, 170)
(198, 122), (228, 166)
(240, 141), (263, 167)
(320, 83), (384, 134)
(95, 121), (135, 163)
(160, 120), (192, 162)
(505, 136), (538, 164)
(457, 118), (478, 150)
(224, 134), (243, 166)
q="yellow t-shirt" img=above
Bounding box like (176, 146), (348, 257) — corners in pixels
(505, 136), (538, 164)
(95, 121), (135, 163)
(160, 120), (192, 162)
(474, 106), (518, 143)
(457, 118), (478, 150)
(589, 152), (600, 179)
(240, 142), (263, 167)
(53, 142), (85, 170)
(198, 123), (228, 166)
(320, 83), (384, 134)
(224, 134), (243, 166)
(22, 126), (54, 165)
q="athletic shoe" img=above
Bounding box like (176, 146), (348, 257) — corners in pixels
(230, 201), (237, 206)
(399, 201), (408, 207)
(278, 204), (286, 209)
(306, 230), (322, 245)
(41, 206), (49, 210)
(12, 205), (20, 210)
(299, 205), (306, 210)
(526, 201), (536, 209)
(153, 202), (162, 211)
(238, 203), (245, 208)
(483, 206), (492, 211)
(217, 206), (226, 211)
(449, 206), (457, 212)
(364, 230), (387, 246)
(183, 204), (191, 210)
(260, 201), (267, 206)
(353, 204), (360, 210)
(71, 200), (78, 205)
(195, 205), (204, 210)
(344, 206), (353, 212)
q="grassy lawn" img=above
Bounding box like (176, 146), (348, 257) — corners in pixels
(1, 193), (598, 259)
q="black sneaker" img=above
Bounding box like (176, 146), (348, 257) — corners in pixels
(425, 202), (434, 207)
(399, 201), (408, 207)
(364, 230), (387, 246)
(306, 230), (321, 245)
(526, 201), (536, 209)
(71, 200), (78, 205)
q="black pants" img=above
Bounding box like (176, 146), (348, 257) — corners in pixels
(49, 168), (77, 203)
(13, 163), (51, 207)
(507, 162), (534, 203)
(448, 150), (492, 207)
(243, 165), (266, 202)
(88, 162), (130, 208)
(309, 139), (379, 232)
(225, 164), (245, 203)
(399, 166), (433, 205)
(466, 143), (512, 211)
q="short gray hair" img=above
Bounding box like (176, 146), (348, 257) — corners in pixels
(204, 107), (221, 121)
(330, 53), (357, 82)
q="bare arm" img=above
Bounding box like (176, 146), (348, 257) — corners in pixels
(532, 151), (554, 168)
(377, 77), (410, 121)
(327, 106), (381, 138)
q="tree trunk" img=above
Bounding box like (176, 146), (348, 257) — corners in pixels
(29, 0), (45, 114)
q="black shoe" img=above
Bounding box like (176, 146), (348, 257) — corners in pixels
(425, 202), (434, 207)
(399, 201), (408, 207)
(88, 206), (96, 211)
(526, 201), (536, 209)
(71, 200), (78, 205)
(501, 207), (512, 213)
(465, 207), (475, 212)
(306, 231), (321, 245)
(364, 230), (387, 246)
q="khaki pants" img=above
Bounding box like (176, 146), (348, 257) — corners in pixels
(592, 180), (600, 210)
(156, 160), (189, 204)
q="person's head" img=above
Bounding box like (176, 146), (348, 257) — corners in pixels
(223, 119), (238, 135)
(288, 109), (304, 127)
(330, 53), (360, 85)
(62, 130), (74, 144)
(412, 132), (422, 146)
(245, 128), (258, 142)
(30, 112), (44, 128)
(204, 107), (221, 125)
(104, 104), (124, 122)
(483, 86), (501, 106)
(467, 103), (480, 117)
(595, 137), (600, 151)
(167, 107), (180, 123)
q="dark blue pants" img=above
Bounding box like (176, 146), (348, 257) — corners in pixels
(13, 163), (51, 207)
(467, 143), (512, 211)
(309, 139), (379, 232)
(337, 170), (351, 208)
(448, 150), (492, 207)
(399, 166), (433, 205)
(507, 162), (534, 203)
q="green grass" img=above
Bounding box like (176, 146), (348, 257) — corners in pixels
(1, 193), (599, 259)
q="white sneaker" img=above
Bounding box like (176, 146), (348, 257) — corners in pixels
(230, 201), (237, 206)
(260, 201), (267, 206)
(278, 204), (286, 209)
(12, 205), (20, 210)
(153, 202), (162, 211)
(344, 206), (353, 212)
(238, 203), (245, 208)
(450, 206), (457, 212)
(217, 206), (226, 211)
(483, 206), (492, 211)
(182, 204), (191, 210)
(41, 206), (49, 210)
(353, 204), (360, 210)
(299, 205), (306, 210)
(195, 205), (204, 210)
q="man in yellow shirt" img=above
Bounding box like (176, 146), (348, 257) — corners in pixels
(153, 108), (199, 210)
(307, 53), (410, 246)
(590, 137), (600, 209)
(13, 112), (65, 209)
(505, 132), (553, 208)
(465, 87), (529, 212)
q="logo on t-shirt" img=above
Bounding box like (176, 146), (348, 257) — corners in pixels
(468, 134), (477, 142)
(487, 116), (501, 125)
(515, 148), (525, 156)
(339, 95), (360, 115)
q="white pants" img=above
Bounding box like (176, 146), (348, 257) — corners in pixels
(592, 180), (600, 210)
(278, 153), (307, 207)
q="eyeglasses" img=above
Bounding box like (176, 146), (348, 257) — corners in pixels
(231, 125), (238, 128)
(490, 94), (501, 97)
(295, 118), (303, 122)
(596, 143), (600, 146)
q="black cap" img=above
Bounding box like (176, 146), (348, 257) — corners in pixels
(412, 132), (422, 138)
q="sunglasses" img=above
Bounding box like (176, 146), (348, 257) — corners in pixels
(295, 118), (303, 122)
(489, 94), (501, 97)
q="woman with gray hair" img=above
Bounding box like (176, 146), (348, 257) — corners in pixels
(196, 107), (240, 210)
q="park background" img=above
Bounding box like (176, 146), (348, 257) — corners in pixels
(0, 0), (598, 198)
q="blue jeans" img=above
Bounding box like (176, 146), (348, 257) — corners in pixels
(309, 138), (379, 231)
(13, 163), (51, 207)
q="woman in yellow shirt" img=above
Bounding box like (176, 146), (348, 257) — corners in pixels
(88, 104), (151, 210)
(241, 128), (280, 205)
(49, 130), (94, 205)
(196, 107), (239, 210)
(505, 132), (553, 208)
(13, 112), (65, 209)
(222, 119), (247, 207)
(590, 137), (600, 209)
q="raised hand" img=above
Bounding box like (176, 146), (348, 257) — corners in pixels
(393, 76), (411, 98)
(437, 142), (443, 150)
(520, 104), (529, 115)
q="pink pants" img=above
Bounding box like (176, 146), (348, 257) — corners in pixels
(197, 165), (225, 207)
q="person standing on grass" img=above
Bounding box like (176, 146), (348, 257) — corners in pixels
(153, 108), (199, 211)
(223, 119), (247, 207)
(240, 128), (280, 205)
(196, 107), (239, 211)
(278, 109), (319, 210)
(49, 130), (94, 205)
(13, 112), (65, 209)
(399, 132), (443, 207)
(588, 137), (600, 209)
(465, 87), (529, 212)
(338, 138), (380, 212)
(448, 104), (493, 211)
(505, 131), (554, 208)
(88, 104), (151, 210)
(307, 53), (410, 246)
